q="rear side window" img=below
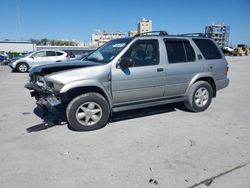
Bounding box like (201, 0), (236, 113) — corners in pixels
(46, 51), (56, 56)
(164, 39), (196, 63)
(193, 39), (222, 60)
(56, 52), (64, 56)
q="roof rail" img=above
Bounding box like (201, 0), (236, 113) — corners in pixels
(135, 31), (169, 37)
(177, 33), (208, 37)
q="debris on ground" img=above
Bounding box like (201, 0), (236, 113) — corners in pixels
(189, 140), (195, 147)
(61, 151), (70, 156)
(22, 112), (31, 115)
(149, 178), (159, 185)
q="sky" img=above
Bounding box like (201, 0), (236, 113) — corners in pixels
(0, 0), (249, 46)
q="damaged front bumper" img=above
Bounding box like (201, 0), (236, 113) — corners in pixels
(25, 82), (61, 109)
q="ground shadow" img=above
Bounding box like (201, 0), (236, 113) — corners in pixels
(26, 106), (66, 133)
(26, 102), (189, 132)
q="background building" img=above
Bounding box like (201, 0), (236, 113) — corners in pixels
(0, 41), (36, 52)
(138, 18), (152, 34)
(91, 30), (125, 46)
(128, 30), (138, 37)
(205, 23), (230, 47)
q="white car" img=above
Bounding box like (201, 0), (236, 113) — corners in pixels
(10, 50), (68, 73)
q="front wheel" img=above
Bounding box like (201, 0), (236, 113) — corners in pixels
(184, 81), (213, 112)
(66, 93), (110, 131)
(17, 63), (29, 73)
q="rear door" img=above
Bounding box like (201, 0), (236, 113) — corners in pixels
(112, 39), (166, 104)
(163, 38), (202, 96)
(43, 51), (58, 64)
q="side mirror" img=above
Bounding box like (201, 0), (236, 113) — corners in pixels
(30, 56), (34, 59)
(118, 57), (133, 69)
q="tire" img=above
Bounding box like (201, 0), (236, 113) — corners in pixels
(66, 92), (110, 131)
(16, 63), (29, 73)
(184, 81), (213, 112)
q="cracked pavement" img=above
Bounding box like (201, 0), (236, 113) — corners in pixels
(0, 56), (250, 188)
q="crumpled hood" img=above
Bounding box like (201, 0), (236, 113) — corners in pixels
(30, 60), (101, 75)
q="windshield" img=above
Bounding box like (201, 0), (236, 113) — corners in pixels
(86, 38), (132, 63)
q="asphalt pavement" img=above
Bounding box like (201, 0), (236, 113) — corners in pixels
(0, 56), (250, 188)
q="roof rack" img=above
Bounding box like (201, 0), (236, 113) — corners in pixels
(177, 33), (208, 37)
(135, 30), (169, 37)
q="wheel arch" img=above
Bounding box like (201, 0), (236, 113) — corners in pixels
(187, 75), (216, 97)
(61, 84), (112, 108)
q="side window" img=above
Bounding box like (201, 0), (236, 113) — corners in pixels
(56, 52), (64, 56)
(193, 39), (222, 60)
(164, 39), (196, 63)
(33, 51), (45, 57)
(123, 39), (159, 67)
(184, 42), (195, 61)
(46, 51), (57, 57)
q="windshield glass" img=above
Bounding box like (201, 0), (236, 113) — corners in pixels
(86, 38), (132, 63)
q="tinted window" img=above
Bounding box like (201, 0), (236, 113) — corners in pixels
(123, 39), (159, 67)
(184, 42), (195, 61)
(33, 51), (45, 57)
(56, 52), (64, 56)
(164, 39), (196, 63)
(193, 39), (222, 59)
(46, 51), (56, 56)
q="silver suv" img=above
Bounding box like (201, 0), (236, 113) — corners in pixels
(10, 49), (68, 73)
(25, 31), (229, 131)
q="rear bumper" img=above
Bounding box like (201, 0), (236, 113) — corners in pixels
(216, 78), (229, 91)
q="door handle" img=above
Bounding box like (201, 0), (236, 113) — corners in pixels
(157, 68), (164, 72)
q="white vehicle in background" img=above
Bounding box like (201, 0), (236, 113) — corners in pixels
(9, 49), (68, 73)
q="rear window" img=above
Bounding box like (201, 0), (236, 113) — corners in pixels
(56, 52), (64, 56)
(164, 39), (196, 63)
(193, 39), (222, 60)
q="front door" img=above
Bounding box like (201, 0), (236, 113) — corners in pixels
(112, 39), (166, 105)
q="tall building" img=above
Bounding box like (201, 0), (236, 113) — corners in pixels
(205, 23), (230, 47)
(91, 30), (125, 46)
(138, 18), (152, 34)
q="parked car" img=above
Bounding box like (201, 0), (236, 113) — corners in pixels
(9, 50), (68, 73)
(25, 31), (229, 131)
(0, 51), (8, 64)
(222, 46), (234, 56)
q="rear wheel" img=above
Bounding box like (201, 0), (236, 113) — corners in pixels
(17, 63), (29, 73)
(66, 93), (110, 131)
(184, 81), (213, 112)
